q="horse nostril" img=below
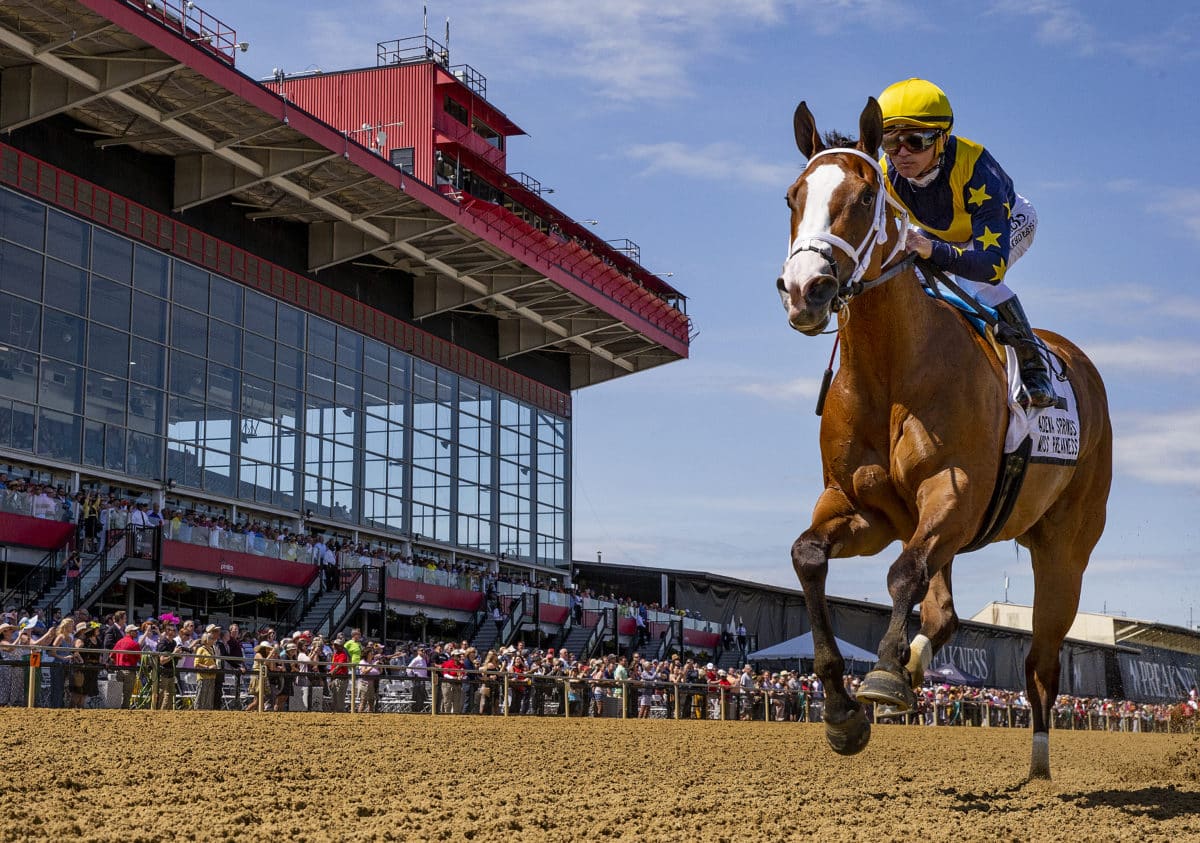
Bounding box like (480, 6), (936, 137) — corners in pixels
(776, 277), (786, 295)
(805, 276), (837, 307)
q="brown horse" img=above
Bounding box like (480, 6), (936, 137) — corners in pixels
(777, 97), (1112, 779)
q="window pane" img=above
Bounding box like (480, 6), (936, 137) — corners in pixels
(0, 292), (41, 351)
(308, 317), (335, 360)
(37, 408), (81, 462)
(363, 338), (388, 381)
(170, 306), (207, 355)
(91, 229), (133, 283)
(128, 385), (163, 433)
(276, 302), (304, 347)
(83, 419), (104, 467)
(133, 246), (169, 297)
(244, 289), (275, 337)
(104, 424), (126, 472)
(126, 431), (161, 479)
(41, 309), (84, 364)
(0, 240), (43, 300)
(0, 348), (37, 403)
(207, 319), (241, 368)
(207, 362), (238, 411)
(169, 350), (206, 399)
(45, 210), (89, 267)
(336, 326), (361, 369)
(172, 261), (208, 311)
(209, 275), (242, 325)
(11, 401), (35, 451)
(44, 258), (87, 315)
(132, 296), (167, 343)
(0, 190), (44, 250)
(87, 324), (129, 378)
(306, 357), (334, 400)
(86, 371), (126, 425)
(39, 359), (83, 413)
(275, 346), (303, 389)
(89, 275), (131, 330)
(129, 338), (166, 388)
(242, 332), (273, 379)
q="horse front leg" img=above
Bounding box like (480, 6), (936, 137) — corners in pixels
(792, 487), (894, 756)
(858, 477), (974, 711)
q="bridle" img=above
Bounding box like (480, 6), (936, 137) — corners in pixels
(786, 147), (911, 312)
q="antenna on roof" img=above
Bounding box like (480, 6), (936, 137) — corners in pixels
(423, 5), (427, 37)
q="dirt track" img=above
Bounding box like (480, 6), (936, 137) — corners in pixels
(1, 711), (1197, 841)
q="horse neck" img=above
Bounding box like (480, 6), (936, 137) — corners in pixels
(837, 267), (942, 388)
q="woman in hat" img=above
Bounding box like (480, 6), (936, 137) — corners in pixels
(46, 617), (78, 709)
(244, 641), (275, 711)
(192, 631), (219, 710)
(69, 622), (103, 709)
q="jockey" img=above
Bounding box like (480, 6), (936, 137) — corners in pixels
(877, 78), (1055, 409)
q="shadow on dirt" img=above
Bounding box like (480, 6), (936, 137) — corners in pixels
(1060, 786), (1200, 820)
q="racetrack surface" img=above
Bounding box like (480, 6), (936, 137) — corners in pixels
(1, 711), (1196, 841)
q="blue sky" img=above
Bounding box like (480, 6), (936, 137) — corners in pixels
(201, 1), (1200, 629)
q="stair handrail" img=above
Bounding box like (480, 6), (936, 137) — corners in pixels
(0, 545), (67, 611)
(71, 525), (162, 613)
(497, 591), (528, 648)
(308, 566), (366, 640)
(279, 567), (325, 630)
(42, 529), (128, 615)
(582, 609), (609, 661)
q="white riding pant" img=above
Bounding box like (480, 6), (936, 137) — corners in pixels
(946, 193), (1037, 307)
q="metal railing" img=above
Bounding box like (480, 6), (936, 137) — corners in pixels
(496, 592), (527, 650)
(582, 608), (610, 661)
(304, 567), (366, 641)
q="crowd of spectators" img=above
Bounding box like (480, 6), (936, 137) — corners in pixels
(1, 602), (1197, 735)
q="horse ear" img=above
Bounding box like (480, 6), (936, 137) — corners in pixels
(794, 101), (824, 159)
(858, 97), (883, 157)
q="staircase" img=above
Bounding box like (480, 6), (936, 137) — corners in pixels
(294, 589), (344, 634)
(558, 619), (595, 661)
(296, 567), (368, 640)
(36, 526), (158, 617)
(470, 621), (499, 655)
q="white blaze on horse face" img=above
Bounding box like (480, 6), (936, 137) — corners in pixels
(780, 162), (846, 310)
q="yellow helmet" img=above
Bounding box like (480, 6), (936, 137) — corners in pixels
(878, 78), (953, 130)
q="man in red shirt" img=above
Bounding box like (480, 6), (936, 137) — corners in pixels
(440, 650), (465, 714)
(111, 623), (143, 708)
(328, 639), (350, 713)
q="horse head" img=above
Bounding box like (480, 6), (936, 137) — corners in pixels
(777, 97), (903, 335)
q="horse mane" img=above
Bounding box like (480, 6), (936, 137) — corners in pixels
(821, 130), (858, 150)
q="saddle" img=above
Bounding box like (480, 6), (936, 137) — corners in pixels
(918, 277), (1082, 552)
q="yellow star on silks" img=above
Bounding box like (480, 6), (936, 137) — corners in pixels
(967, 183), (991, 207)
(975, 226), (1001, 250)
(990, 257), (1007, 282)
(1003, 201), (1011, 219)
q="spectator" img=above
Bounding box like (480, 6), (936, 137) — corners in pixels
(154, 622), (180, 710)
(111, 623), (143, 709)
(328, 639), (350, 712)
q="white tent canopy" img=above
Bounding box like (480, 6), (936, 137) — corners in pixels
(748, 631), (877, 664)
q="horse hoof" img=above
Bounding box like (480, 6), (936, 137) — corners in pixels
(856, 669), (916, 711)
(825, 708), (871, 756)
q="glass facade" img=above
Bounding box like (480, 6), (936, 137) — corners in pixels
(0, 185), (570, 565)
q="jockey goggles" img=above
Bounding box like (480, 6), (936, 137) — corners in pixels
(882, 128), (942, 155)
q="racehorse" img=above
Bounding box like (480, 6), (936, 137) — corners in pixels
(776, 97), (1112, 779)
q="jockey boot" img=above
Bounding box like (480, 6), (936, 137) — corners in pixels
(994, 296), (1056, 409)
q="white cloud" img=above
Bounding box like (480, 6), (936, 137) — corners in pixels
(735, 376), (822, 401)
(1148, 187), (1200, 242)
(622, 141), (798, 187)
(1113, 407), (1200, 488)
(1085, 339), (1200, 376)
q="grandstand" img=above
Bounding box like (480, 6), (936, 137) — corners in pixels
(0, 1), (688, 645)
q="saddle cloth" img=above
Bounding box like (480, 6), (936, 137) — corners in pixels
(923, 285), (1081, 467)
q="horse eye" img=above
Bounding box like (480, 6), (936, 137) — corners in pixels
(860, 190), (875, 206)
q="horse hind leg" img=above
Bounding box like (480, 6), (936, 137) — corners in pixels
(907, 564), (959, 689)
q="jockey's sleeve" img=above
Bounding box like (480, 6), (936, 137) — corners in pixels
(927, 151), (1014, 284)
